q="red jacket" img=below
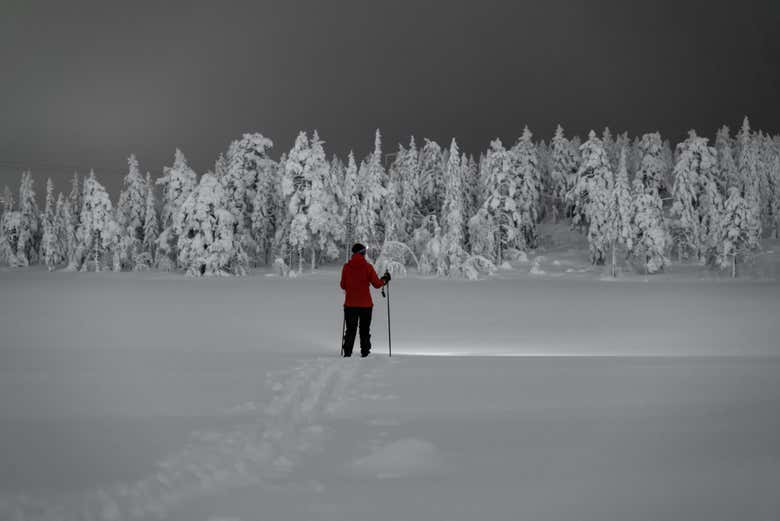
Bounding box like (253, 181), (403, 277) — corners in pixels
(340, 253), (385, 308)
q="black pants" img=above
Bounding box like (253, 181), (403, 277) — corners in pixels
(342, 306), (372, 357)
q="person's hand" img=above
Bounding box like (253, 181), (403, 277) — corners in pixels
(381, 271), (391, 283)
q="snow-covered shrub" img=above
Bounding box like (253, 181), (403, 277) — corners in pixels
(273, 256), (290, 277)
(376, 240), (419, 278)
(460, 255), (497, 280)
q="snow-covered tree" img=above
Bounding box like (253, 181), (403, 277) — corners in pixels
(607, 148), (635, 276)
(58, 192), (78, 271)
(714, 125), (737, 191)
(0, 185), (11, 265)
(476, 138), (524, 264)
(636, 132), (666, 196)
(770, 155), (780, 238)
(735, 118), (761, 236)
(116, 154), (147, 269)
(76, 171), (120, 272)
(139, 172), (159, 269)
(509, 127), (541, 248)
(156, 149), (197, 269)
(433, 139), (467, 276)
(570, 131), (614, 264)
(462, 154), (480, 213)
(40, 178), (62, 270)
(602, 127), (619, 172)
(222, 133), (274, 258)
(715, 186), (760, 277)
(307, 131), (344, 266)
(250, 155), (282, 266)
(632, 178), (669, 273)
(670, 131), (722, 262)
(342, 151), (359, 260)
(548, 125), (579, 223)
(418, 138), (444, 220)
(351, 130), (386, 252)
(1, 185), (13, 214)
(15, 171), (40, 266)
(398, 137), (421, 241)
(281, 131), (313, 272)
(0, 210), (24, 266)
(174, 172), (246, 276)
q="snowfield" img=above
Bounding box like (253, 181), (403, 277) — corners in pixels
(1, 264), (779, 521)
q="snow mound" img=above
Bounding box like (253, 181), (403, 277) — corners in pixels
(349, 438), (439, 479)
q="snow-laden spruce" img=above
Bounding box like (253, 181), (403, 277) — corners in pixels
(670, 131), (722, 263)
(607, 148), (634, 276)
(75, 171), (120, 272)
(156, 149), (197, 270)
(548, 125), (580, 223)
(41, 178), (62, 270)
(509, 126), (541, 249)
(571, 131), (614, 265)
(175, 172), (247, 276)
(716, 186), (761, 277)
(116, 154), (148, 270)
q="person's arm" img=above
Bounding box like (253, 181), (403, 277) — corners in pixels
(368, 264), (386, 289)
(340, 265), (347, 290)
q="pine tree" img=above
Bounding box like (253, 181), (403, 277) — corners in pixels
(58, 192), (78, 271)
(478, 138), (523, 264)
(632, 178), (669, 274)
(281, 131), (312, 272)
(250, 156), (281, 266)
(735, 118), (761, 237)
(714, 125), (737, 191)
(0, 210), (23, 266)
(307, 131), (343, 266)
(0, 185), (12, 265)
(342, 151), (359, 260)
(174, 172), (246, 276)
(636, 132), (666, 196)
(76, 171), (120, 272)
(140, 172), (159, 268)
(418, 139), (444, 220)
(715, 186), (760, 277)
(16, 171), (40, 266)
(41, 178), (61, 270)
(352, 130), (386, 253)
(116, 154), (147, 269)
(156, 149), (197, 269)
(510, 127), (541, 248)
(1, 185), (13, 214)
(223, 133), (274, 260)
(602, 127), (619, 172)
(549, 125), (578, 223)
(398, 137), (421, 242)
(770, 155), (780, 239)
(670, 131), (722, 262)
(437, 139), (467, 276)
(571, 131), (614, 264)
(607, 148), (635, 276)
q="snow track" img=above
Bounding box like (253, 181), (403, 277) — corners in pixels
(0, 357), (370, 521)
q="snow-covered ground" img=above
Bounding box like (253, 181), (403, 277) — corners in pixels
(1, 260), (779, 520)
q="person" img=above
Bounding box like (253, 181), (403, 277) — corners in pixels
(340, 243), (391, 357)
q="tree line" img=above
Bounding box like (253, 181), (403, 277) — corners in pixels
(1, 117), (778, 278)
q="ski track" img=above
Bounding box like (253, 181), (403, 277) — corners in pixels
(0, 357), (371, 521)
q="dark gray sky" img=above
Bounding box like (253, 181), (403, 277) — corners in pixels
(1, 0), (779, 196)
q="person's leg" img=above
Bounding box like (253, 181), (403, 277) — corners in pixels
(343, 307), (359, 357)
(358, 307), (373, 357)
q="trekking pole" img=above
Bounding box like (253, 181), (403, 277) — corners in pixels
(340, 312), (346, 357)
(385, 281), (391, 357)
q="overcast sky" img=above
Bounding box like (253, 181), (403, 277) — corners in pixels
(1, 0), (778, 196)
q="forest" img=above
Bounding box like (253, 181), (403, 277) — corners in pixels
(1, 117), (778, 278)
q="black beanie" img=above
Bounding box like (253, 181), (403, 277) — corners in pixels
(351, 243), (367, 254)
